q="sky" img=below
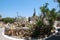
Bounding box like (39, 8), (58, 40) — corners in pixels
(0, 0), (58, 18)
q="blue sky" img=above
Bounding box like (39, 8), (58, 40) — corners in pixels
(0, 0), (58, 18)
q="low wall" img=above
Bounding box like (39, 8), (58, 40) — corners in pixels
(2, 28), (24, 40)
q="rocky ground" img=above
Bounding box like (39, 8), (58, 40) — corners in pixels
(0, 28), (11, 40)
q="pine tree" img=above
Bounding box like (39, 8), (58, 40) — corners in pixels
(33, 8), (36, 17)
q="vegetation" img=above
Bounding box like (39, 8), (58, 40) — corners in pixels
(54, 0), (60, 12)
(2, 1), (60, 39)
(0, 14), (2, 18)
(2, 17), (15, 23)
(31, 3), (57, 38)
(31, 20), (44, 38)
(33, 8), (36, 17)
(0, 14), (2, 21)
(57, 13), (60, 20)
